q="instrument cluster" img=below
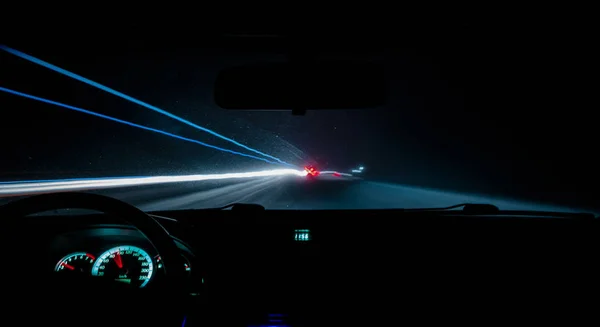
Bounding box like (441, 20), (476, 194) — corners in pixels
(49, 226), (195, 288)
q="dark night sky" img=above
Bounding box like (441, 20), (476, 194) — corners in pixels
(1, 23), (597, 209)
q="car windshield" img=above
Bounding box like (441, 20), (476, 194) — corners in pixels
(0, 33), (596, 213)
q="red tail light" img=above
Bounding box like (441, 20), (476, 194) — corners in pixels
(304, 166), (319, 176)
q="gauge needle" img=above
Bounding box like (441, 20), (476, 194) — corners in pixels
(61, 262), (75, 270)
(114, 251), (123, 268)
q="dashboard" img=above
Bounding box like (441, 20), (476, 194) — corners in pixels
(9, 206), (600, 326)
(49, 226), (198, 290)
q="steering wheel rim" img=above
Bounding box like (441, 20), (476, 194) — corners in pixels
(0, 192), (187, 289)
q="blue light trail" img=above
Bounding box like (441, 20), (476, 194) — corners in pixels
(0, 86), (286, 166)
(0, 45), (290, 165)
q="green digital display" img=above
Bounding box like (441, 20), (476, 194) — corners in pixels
(295, 229), (311, 241)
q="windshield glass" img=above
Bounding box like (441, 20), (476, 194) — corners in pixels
(0, 33), (596, 213)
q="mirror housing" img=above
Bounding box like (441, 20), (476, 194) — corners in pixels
(214, 61), (386, 114)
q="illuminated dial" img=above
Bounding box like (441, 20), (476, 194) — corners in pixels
(55, 252), (95, 273)
(91, 245), (154, 288)
(155, 254), (191, 276)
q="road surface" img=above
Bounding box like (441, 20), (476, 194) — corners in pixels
(0, 175), (591, 214)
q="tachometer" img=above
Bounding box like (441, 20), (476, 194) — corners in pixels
(91, 245), (154, 288)
(55, 252), (95, 273)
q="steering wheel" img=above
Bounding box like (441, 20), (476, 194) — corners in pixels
(0, 192), (188, 326)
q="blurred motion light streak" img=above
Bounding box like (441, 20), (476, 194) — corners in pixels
(0, 86), (282, 165)
(320, 171), (353, 177)
(0, 45), (290, 166)
(0, 169), (308, 196)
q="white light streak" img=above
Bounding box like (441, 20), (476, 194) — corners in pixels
(320, 171), (353, 177)
(0, 169), (308, 196)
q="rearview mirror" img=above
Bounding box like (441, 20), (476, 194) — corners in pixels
(214, 61), (386, 113)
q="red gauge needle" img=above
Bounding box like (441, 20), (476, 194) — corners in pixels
(61, 262), (75, 270)
(114, 251), (123, 268)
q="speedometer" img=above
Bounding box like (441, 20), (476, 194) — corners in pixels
(91, 245), (154, 288)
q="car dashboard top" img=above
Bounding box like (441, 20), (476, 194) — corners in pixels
(24, 208), (597, 286)
(14, 208), (600, 326)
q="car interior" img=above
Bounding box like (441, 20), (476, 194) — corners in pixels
(2, 26), (598, 327)
(2, 192), (598, 326)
